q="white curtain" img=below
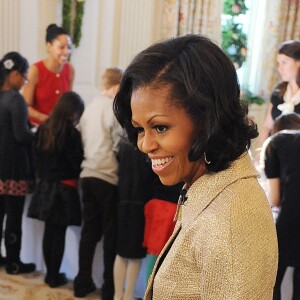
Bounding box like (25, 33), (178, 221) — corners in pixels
(243, 0), (268, 95)
(244, 0), (300, 99)
(160, 0), (223, 45)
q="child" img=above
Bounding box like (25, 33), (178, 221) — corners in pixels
(143, 179), (183, 282)
(0, 52), (36, 274)
(28, 91), (84, 287)
(263, 113), (300, 299)
(113, 136), (154, 300)
(74, 68), (123, 299)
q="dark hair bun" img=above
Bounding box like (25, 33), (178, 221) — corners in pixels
(46, 24), (58, 33)
(45, 24), (68, 43)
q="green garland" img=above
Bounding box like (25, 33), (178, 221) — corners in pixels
(241, 89), (266, 106)
(222, 0), (265, 105)
(222, 19), (247, 68)
(62, 0), (85, 47)
(223, 0), (248, 16)
(222, 0), (248, 68)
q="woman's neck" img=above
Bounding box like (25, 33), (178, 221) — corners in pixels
(288, 81), (300, 96)
(1, 78), (12, 91)
(44, 58), (63, 73)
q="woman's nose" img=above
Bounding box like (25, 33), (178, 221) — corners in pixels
(139, 132), (158, 154)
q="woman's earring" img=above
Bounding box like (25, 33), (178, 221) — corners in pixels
(204, 152), (211, 165)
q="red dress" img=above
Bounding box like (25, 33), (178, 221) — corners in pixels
(143, 199), (177, 256)
(30, 61), (71, 125)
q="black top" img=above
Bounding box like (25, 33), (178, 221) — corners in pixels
(35, 121), (83, 180)
(264, 130), (300, 266)
(116, 137), (183, 258)
(117, 137), (183, 204)
(0, 89), (34, 180)
(152, 177), (183, 204)
(118, 138), (154, 204)
(271, 89), (300, 120)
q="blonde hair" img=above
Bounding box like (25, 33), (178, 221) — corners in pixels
(101, 67), (123, 90)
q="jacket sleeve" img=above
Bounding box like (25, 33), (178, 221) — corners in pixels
(63, 125), (84, 177)
(194, 181), (277, 299)
(10, 93), (35, 143)
(264, 137), (280, 179)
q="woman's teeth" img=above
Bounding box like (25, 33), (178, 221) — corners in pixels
(152, 157), (172, 167)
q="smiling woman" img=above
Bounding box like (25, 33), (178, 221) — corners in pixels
(131, 85), (203, 187)
(22, 24), (74, 126)
(259, 40), (300, 148)
(113, 34), (278, 299)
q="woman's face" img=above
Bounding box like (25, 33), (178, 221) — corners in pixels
(47, 34), (72, 65)
(131, 85), (206, 186)
(277, 54), (300, 83)
(8, 70), (28, 90)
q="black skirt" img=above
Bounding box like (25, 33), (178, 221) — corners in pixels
(28, 180), (81, 226)
(116, 201), (146, 259)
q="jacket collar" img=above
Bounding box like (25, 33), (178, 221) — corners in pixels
(181, 153), (258, 228)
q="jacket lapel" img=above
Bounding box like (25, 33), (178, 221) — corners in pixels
(144, 153), (258, 299)
(144, 224), (181, 300)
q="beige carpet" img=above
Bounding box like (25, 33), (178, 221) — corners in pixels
(0, 268), (101, 300)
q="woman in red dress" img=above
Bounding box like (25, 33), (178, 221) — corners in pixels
(23, 24), (74, 126)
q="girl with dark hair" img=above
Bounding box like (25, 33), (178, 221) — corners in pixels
(113, 34), (278, 299)
(263, 113), (300, 299)
(271, 112), (300, 135)
(0, 52), (36, 274)
(260, 40), (300, 146)
(23, 23), (74, 126)
(28, 91), (84, 288)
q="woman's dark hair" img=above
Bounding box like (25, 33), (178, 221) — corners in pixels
(113, 34), (258, 172)
(46, 24), (69, 43)
(277, 40), (300, 95)
(271, 112), (300, 134)
(37, 91), (84, 151)
(0, 51), (29, 88)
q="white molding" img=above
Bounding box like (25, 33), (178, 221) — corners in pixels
(73, 82), (101, 106)
(0, 0), (20, 56)
(1, 0), (163, 104)
(117, 0), (158, 68)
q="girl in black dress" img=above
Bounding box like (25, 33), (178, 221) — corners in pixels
(113, 136), (154, 300)
(264, 113), (300, 299)
(0, 52), (36, 274)
(28, 91), (84, 287)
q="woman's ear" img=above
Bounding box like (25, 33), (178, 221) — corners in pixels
(46, 42), (52, 53)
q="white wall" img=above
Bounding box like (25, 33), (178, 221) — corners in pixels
(1, 1), (161, 297)
(0, 0), (162, 105)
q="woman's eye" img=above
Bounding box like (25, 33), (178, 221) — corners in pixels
(155, 125), (167, 133)
(134, 127), (144, 134)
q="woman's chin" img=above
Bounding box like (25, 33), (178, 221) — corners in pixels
(157, 175), (181, 187)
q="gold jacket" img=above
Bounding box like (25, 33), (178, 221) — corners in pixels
(145, 154), (278, 300)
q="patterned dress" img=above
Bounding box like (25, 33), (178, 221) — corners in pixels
(0, 90), (34, 196)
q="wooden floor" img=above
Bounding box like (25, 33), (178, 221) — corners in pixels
(0, 267), (101, 300)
